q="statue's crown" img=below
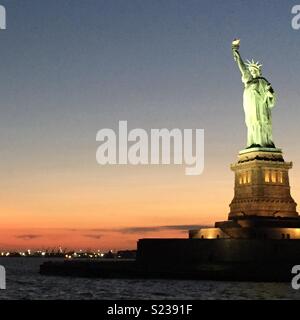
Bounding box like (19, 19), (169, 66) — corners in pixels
(246, 59), (262, 70)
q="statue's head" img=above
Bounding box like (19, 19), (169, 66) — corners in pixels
(246, 59), (262, 78)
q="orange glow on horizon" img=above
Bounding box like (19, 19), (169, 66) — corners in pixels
(1, 159), (300, 250)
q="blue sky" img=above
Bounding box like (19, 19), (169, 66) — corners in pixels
(0, 1), (299, 165)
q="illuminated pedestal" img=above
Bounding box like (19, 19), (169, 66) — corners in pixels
(229, 148), (297, 219)
(190, 148), (300, 240)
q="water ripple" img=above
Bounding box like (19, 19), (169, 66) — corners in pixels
(0, 258), (299, 300)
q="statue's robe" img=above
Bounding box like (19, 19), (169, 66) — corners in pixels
(241, 72), (276, 148)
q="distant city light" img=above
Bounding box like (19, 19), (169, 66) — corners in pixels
(0, 248), (136, 260)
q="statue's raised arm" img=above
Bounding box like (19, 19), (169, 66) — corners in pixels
(232, 39), (252, 83)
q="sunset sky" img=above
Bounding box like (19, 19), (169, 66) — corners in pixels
(0, 0), (300, 250)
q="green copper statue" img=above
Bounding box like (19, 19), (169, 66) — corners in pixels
(232, 39), (276, 149)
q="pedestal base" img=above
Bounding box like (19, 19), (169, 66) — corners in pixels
(189, 216), (300, 239)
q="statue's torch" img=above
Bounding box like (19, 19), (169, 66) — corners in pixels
(232, 39), (240, 61)
(232, 38), (240, 50)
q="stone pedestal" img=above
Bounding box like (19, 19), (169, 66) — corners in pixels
(189, 147), (300, 240)
(229, 148), (297, 218)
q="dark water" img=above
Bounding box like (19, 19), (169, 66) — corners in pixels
(0, 258), (299, 300)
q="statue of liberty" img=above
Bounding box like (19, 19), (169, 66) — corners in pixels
(232, 39), (276, 149)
